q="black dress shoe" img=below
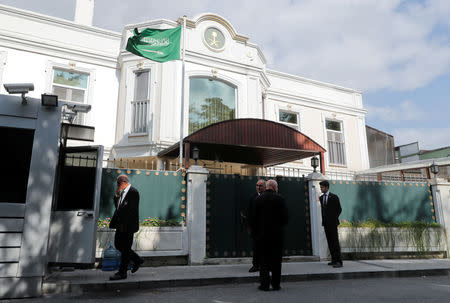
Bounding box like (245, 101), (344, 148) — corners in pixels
(248, 266), (259, 272)
(333, 262), (343, 268)
(272, 286), (281, 291)
(109, 272), (127, 280)
(258, 286), (270, 291)
(131, 259), (144, 273)
(328, 262), (337, 266)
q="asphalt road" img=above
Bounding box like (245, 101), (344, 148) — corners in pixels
(6, 275), (450, 303)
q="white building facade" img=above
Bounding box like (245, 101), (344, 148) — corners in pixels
(0, 2), (369, 173)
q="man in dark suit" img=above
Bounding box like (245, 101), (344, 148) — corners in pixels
(245, 179), (266, 273)
(319, 180), (343, 268)
(109, 174), (143, 280)
(253, 179), (288, 291)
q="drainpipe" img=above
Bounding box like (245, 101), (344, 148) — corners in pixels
(261, 91), (266, 119)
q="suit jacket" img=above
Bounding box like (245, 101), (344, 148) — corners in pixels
(253, 189), (288, 242)
(319, 192), (342, 227)
(246, 192), (259, 234)
(109, 186), (140, 233)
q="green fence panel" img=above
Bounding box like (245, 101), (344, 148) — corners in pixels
(329, 180), (435, 223)
(206, 174), (253, 258)
(206, 174), (311, 258)
(277, 177), (312, 256)
(99, 169), (186, 223)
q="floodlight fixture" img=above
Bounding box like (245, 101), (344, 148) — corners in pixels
(41, 94), (58, 107)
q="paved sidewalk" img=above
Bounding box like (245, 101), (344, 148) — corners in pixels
(42, 259), (450, 294)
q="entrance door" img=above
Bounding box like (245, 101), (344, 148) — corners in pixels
(48, 145), (103, 264)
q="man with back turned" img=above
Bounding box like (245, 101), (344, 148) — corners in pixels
(253, 179), (288, 291)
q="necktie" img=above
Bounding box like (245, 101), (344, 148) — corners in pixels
(118, 190), (124, 207)
(324, 194), (328, 206)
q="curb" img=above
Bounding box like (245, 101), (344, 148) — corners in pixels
(42, 268), (450, 295)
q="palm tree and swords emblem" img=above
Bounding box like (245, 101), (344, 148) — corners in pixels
(205, 28), (225, 49)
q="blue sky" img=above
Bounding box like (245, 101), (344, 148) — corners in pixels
(1, 0), (449, 150)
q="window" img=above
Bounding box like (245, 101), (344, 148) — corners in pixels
(52, 68), (89, 124)
(131, 70), (150, 133)
(0, 127), (34, 203)
(279, 110), (299, 129)
(52, 69), (89, 103)
(326, 119), (346, 165)
(189, 78), (236, 134)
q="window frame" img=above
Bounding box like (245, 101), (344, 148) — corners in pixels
(278, 109), (300, 130)
(325, 118), (347, 166)
(187, 76), (237, 135)
(125, 62), (156, 139)
(45, 62), (95, 125)
(130, 69), (151, 134)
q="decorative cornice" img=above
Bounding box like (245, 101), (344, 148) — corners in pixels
(124, 19), (179, 31)
(267, 89), (367, 116)
(246, 42), (267, 65)
(178, 13), (249, 43)
(0, 30), (119, 69)
(267, 69), (362, 95)
(119, 48), (271, 88)
(0, 4), (121, 38)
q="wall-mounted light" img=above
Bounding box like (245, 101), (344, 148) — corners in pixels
(3, 83), (34, 104)
(41, 94), (58, 107)
(311, 156), (319, 172)
(430, 161), (439, 176)
(192, 146), (200, 165)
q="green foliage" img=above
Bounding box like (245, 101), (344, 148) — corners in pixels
(140, 217), (181, 227)
(339, 218), (443, 258)
(339, 218), (440, 228)
(97, 217), (182, 228)
(98, 217), (111, 228)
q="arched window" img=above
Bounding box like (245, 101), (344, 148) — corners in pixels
(189, 77), (236, 134)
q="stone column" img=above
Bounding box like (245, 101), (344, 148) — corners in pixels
(431, 178), (450, 257)
(186, 165), (209, 264)
(306, 171), (329, 260)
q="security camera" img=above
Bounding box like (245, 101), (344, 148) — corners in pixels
(3, 83), (34, 94)
(3, 83), (34, 104)
(66, 103), (92, 113)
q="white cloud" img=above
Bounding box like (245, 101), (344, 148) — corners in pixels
(1, 0), (449, 93)
(366, 101), (422, 122)
(392, 127), (450, 150)
(91, 0), (450, 92)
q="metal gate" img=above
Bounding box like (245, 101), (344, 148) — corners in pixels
(206, 174), (312, 258)
(48, 146), (103, 264)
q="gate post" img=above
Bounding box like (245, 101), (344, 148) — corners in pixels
(186, 165), (209, 264)
(306, 171), (329, 260)
(431, 179), (450, 257)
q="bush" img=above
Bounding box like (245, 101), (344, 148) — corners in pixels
(339, 218), (440, 228)
(97, 217), (182, 228)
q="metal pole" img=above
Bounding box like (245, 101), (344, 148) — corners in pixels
(178, 16), (187, 168)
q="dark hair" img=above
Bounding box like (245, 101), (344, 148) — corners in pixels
(319, 180), (329, 187)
